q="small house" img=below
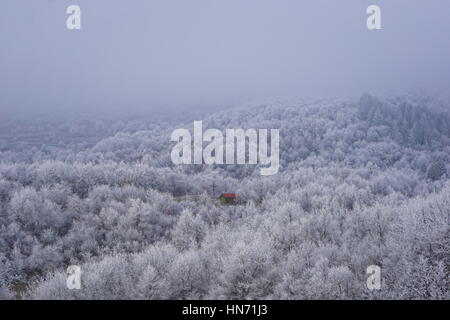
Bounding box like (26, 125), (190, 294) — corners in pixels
(219, 193), (236, 205)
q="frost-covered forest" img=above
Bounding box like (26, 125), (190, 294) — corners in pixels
(0, 95), (449, 300)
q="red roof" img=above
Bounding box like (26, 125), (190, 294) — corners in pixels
(222, 193), (236, 198)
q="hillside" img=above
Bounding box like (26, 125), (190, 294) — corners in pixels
(0, 95), (449, 299)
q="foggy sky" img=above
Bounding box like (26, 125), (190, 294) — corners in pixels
(1, 0), (450, 117)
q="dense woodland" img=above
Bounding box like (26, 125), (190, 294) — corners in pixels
(0, 95), (449, 299)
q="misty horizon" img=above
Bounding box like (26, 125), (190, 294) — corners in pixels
(1, 0), (450, 118)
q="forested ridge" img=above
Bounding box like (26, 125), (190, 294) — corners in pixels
(0, 95), (449, 299)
